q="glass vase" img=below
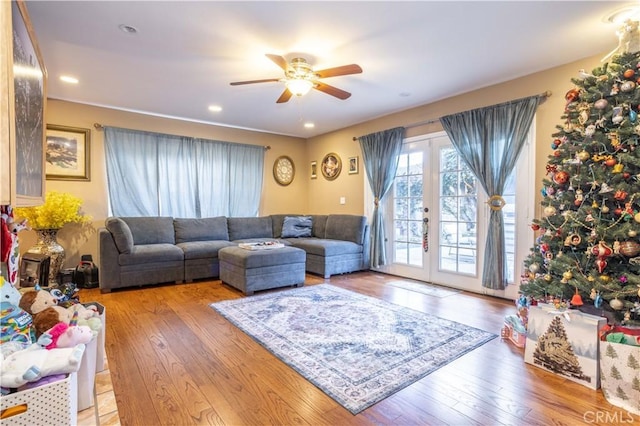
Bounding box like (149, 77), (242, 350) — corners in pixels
(27, 228), (65, 286)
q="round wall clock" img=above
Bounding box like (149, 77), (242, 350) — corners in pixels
(321, 152), (342, 180)
(273, 155), (295, 186)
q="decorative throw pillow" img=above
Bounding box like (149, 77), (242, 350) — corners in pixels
(281, 216), (312, 238)
(105, 217), (134, 254)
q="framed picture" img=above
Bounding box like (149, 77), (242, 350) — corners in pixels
(11, 1), (47, 205)
(310, 161), (317, 179)
(45, 125), (91, 181)
(321, 152), (342, 181)
(348, 156), (359, 174)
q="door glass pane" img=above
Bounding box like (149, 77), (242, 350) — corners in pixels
(438, 147), (477, 274)
(392, 151), (423, 267)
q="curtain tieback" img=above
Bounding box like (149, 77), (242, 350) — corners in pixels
(374, 197), (380, 207)
(487, 195), (506, 211)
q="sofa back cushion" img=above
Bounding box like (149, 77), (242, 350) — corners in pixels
(105, 217), (134, 254)
(311, 215), (328, 238)
(325, 215), (367, 245)
(121, 217), (175, 245)
(281, 216), (312, 238)
(174, 217), (229, 243)
(227, 217), (273, 241)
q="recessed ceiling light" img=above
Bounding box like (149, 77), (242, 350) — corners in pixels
(60, 75), (78, 84)
(118, 24), (138, 34)
(304, 122), (315, 129)
(208, 105), (222, 112)
(399, 92), (411, 97)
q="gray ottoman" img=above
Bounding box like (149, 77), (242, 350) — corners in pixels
(219, 246), (306, 295)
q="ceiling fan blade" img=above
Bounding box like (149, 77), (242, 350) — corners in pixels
(313, 81), (351, 100)
(265, 54), (288, 71)
(276, 88), (293, 103)
(230, 78), (281, 86)
(315, 64), (362, 79)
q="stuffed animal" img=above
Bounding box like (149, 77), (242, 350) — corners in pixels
(32, 307), (64, 337)
(603, 19), (640, 62)
(0, 343), (85, 388)
(42, 312), (93, 349)
(19, 289), (72, 337)
(1, 277), (21, 307)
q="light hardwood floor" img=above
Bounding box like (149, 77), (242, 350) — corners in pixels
(79, 272), (639, 425)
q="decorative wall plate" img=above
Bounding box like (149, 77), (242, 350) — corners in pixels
(321, 152), (341, 180)
(273, 155), (295, 186)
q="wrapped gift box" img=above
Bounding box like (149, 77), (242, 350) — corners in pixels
(525, 304), (606, 390)
(600, 338), (640, 415)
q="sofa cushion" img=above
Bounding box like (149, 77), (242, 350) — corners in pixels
(311, 215), (328, 238)
(177, 240), (235, 260)
(121, 217), (175, 245)
(325, 215), (367, 244)
(118, 243), (184, 266)
(289, 238), (363, 256)
(105, 217), (134, 254)
(227, 217), (273, 241)
(281, 216), (312, 238)
(174, 217), (229, 243)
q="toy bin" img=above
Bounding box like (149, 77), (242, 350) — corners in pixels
(0, 373), (77, 426)
(77, 302), (106, 411)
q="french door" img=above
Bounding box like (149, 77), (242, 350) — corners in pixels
(373, 130), (534, 297)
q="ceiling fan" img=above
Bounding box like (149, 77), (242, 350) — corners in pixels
(230, 54), (363, 103)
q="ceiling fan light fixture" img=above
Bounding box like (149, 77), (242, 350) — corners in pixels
(286, 79), (314, 96)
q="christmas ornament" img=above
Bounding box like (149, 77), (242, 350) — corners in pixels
(612, 164), (624, 173)
(614, 190), (628, 201)
(544, 274), (552, 282)
(612, 106), (624, 124)
(596, 258), (608, 273)
(577, 150), (591, 161)
(530, 223), (540, 231)
(543, 206), (557, 217)
(562, 270), (573, 281)
(621, 80), (636, 92)
(594, 98), (608, 109)
(553, 171), (569, 185)
(610, 298), (624, 310)
(602, 205), (610, 213)
(629, 230), (638, 237)
(619, 240), (640, 257)
(594, 293), (603, 308)
(592, 240), (613, 258)
(635, 212), (640, 223)
(529, 263), (540, 273)
(570, 290), (584, 306)
(564, 89), (580, 109)
(605, 158), (617, 167)
(624, 69), (635, 78)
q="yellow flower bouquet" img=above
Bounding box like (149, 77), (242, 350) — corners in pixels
(15, 191), (92, 229)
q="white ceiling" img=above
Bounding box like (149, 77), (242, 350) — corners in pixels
(25, 1), (635, 138)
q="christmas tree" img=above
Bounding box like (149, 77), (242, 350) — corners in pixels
(533, 316), (590, 382)
(519, 21), (640, 325)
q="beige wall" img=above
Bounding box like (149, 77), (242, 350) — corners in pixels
(308, 53), (605, 217)
(19, 53), (605, 269)
(19, 100), (306, 267)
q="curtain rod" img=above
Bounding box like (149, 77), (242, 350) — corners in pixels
(93, 122), (271, 150)
(352, 90), (552, 141)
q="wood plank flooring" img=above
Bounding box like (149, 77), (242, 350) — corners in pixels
(80, 272), (639, 425)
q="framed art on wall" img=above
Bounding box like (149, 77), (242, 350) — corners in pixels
(310, 161), (317, 179)
(45, 125), (91, 181)
(348, 156), (359, 174)
(11, 0), (47, 205)
(321, 153), (341, 181)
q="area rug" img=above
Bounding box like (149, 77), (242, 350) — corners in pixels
(210, 284), (496, 414)
(387, 279), (460, 298)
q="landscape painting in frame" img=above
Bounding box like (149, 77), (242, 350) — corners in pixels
(46, 125), (90, 181)
(12, 0), (46, 204)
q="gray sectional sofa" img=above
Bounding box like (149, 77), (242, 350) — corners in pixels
(98, 214), (370, 292)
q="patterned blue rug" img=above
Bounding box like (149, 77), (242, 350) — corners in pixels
(210, 284), (496, 414)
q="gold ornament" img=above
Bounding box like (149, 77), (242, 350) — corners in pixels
(635, 212), (640, 223)
(609, 298), (624, 310)
(599, 275), (611, 282)
(562, 271), (573, 281)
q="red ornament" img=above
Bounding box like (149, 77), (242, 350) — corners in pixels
(553, 171), (569, 184)
(570, 291), (584, 306)
(614, 190), (628, 201)
(596, 258), (607, 273)
(614, 208), (623, 216)
(565, 88), (580, 103)
(531, 223), (540, 231)
(605, 158), (617, 167)
(623, 172), (631, 179)
(624, 69), (635, 79)
(592, 241), (613, 258)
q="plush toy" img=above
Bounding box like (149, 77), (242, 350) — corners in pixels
(0, 343), (85, 388)
(43, 311), (93, 349)
(32, 307), (64, 337)
(19, 289), (72, 337)
(1, 277), (21, 307)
